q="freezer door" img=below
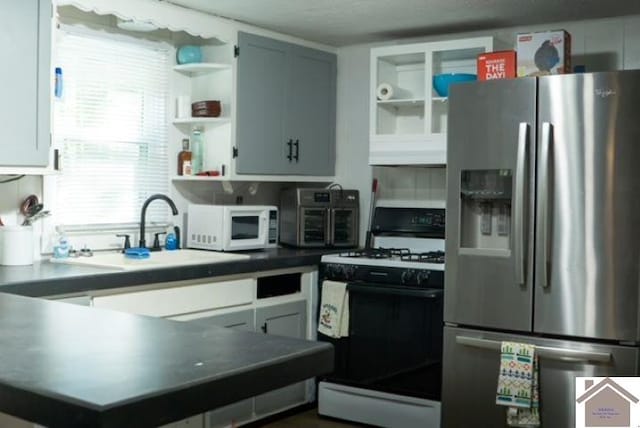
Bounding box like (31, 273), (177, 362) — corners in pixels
(442, 326), (639, 428)
(535, 71), (640, 341)
(445, 78), (536, 331)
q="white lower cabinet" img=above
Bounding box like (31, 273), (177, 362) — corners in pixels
(0, 412), (44, 428)
(254, 301), (308, 416)
(160, 415), (205, 428)
(87, 268), (315, 428)
(186, 310), (255, 428)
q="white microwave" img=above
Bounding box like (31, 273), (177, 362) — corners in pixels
(187, 205), (279, 251)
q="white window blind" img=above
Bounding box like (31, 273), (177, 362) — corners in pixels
(53, 28), (169, 229)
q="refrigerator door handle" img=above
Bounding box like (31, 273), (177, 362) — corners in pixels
(514, 122), (529, 286)
(326, 208), (333, 246)
(456, 335), (611, 363)
(538, 122), (553, 288)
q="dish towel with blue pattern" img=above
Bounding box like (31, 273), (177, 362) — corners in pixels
(317, 281), (349, 338)
(496, 341), (540, 427)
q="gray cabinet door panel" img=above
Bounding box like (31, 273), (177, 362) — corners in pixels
(254, 300), (307, 416)
(236, 32), (336, 176)
(0, 0), (50, 167)
(236, 32), (287, 174)
(285, 45), (336, 176)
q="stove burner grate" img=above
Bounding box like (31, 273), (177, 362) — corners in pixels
(339, 247), (411, 259)
(400, 251), (445, 264)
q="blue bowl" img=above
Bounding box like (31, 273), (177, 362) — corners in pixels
(433, 73), (477, 97)
(177, 45), (203, 64)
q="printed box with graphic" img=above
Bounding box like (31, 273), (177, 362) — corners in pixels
(477, 51), (517, 81)
(516, 30), (571, 77)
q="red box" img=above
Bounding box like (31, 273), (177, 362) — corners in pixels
(477, 51), (517, 81)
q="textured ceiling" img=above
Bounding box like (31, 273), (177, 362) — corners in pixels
(163, 0), (640, 46)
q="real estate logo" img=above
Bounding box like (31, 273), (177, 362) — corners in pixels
(576, 377), (640, 427)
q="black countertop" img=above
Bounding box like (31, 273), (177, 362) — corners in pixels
(0, 293), (333, 427)
(0, 248), (338, 297)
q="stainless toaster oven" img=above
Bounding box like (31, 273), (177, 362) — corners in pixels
(279, 188), (359, 248)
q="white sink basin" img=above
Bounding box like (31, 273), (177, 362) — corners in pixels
(50, 249), (250, 271)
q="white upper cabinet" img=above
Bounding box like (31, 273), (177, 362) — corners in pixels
(370, 37), (494, 165)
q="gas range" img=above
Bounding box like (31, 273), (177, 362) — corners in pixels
(317, 205), (446, 426)
(320, 206), (445, 288)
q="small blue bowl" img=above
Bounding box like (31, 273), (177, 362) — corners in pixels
(433, 73), (477, 97)
(177, 45), (203, 64)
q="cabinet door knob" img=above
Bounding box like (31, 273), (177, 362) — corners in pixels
(261, 322), (268, 333)
(286, 139), (293, 162)
(293, 139), (299, 162)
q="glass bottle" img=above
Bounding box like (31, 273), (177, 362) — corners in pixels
(191, 128), (204, 175)
(177, 138), (192, 176)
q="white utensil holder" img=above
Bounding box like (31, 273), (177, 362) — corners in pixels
(0, 225), (34, 266)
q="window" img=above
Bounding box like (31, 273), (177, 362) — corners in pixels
(47, 26), (170, 248)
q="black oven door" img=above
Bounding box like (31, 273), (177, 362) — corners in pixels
(319, 283), (443, 401)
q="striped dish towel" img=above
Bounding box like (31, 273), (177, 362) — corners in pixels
(496, 341), (540, 427)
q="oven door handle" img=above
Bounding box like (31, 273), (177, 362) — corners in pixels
(346, 283), (443, 299)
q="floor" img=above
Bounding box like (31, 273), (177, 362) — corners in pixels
(260, 409), (366, 427)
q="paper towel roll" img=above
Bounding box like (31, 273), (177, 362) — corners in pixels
(376, 82), (409, 100)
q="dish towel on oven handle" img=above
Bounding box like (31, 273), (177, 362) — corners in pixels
(317, 280), (349, 338)
(496, 341), (540, 427)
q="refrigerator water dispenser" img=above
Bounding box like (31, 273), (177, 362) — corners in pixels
(460, 169), (512, 255)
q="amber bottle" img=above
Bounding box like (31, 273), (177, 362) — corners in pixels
(177, 138), (192, 176)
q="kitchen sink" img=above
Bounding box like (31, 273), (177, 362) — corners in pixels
(50, 249), (250, 271)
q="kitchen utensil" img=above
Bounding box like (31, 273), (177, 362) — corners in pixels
(23, 210), (50, 225)
(432, 73), (477, 97)
(364, 178), (378, 249)
(20, 195), (39, 216)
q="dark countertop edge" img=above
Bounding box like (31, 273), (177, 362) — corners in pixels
(1, 250), (336, 298)
(7, 342), (334, 428)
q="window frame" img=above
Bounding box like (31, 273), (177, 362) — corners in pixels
(43, 24), (173, 254)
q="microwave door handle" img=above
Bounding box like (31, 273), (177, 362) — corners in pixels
(261, 213), (268, 243)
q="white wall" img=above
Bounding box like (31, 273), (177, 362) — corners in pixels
(4, 11), (640, 253)
(333, 14), (640, 244)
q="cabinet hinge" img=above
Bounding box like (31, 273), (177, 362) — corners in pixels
(232, 147), (238, 158)
(234, 45), (239, 58)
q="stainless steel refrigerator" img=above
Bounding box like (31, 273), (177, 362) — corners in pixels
(442, 71), (640, 427)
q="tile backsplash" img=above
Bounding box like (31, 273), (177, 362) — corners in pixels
(373, 166), (446, 206)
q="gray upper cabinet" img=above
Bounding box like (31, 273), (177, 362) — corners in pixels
(236, 32), (336, 176)
(0, 0), (51, 167)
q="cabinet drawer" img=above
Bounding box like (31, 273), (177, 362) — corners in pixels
(93, 279), (255, 317)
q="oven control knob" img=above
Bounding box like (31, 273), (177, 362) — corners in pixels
(324, 264), (337, 277)
(401, 269), (416, 285)
(343, 265), (356, 280)
(416, 271), (431, 286)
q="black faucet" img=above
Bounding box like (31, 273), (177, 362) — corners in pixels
(139, 194), (179, 249)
